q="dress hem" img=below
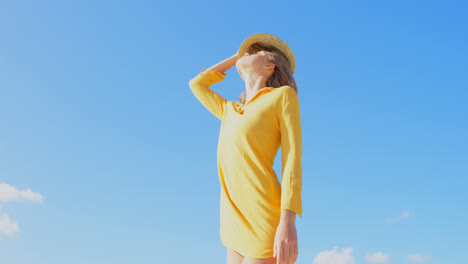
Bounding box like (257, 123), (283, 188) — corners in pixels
(221, 237), (274, 259)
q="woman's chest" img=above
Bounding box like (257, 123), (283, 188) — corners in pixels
(219, 97), (280, 143)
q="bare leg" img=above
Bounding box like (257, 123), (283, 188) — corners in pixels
(227, 247), (244, 264)
(242, 256), (276, 264)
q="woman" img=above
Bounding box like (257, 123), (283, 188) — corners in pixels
(189, 33), (302, 264)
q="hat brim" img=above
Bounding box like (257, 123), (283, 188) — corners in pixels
(237, 33), (296, 73)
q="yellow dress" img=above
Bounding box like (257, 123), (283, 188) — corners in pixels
(189, 68), (303, 259)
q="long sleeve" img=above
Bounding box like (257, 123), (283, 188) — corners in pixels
(277, 86), (303, 218)
(189, 68), (228, 120)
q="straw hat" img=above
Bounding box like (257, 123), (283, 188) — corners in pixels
(237, 33), (296, 73)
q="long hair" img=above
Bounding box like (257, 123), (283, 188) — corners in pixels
(238, 42), (298, 105)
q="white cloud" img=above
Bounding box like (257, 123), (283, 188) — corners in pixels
(0, 182), (44, 239)
(407, 253), (432, 262)
(313, 246), (355, 264)
(0, 183), (44, 203)
(0, 208), (20, 238)
(365, 252), (391, 263)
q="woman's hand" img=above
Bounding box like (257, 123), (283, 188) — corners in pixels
(273, 213), (298, 264)
(204, 54), (239, 75)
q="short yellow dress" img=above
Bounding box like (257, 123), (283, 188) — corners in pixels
(189, 68), (303, 259)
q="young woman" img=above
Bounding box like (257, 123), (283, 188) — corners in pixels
(189, 33), (302, 264)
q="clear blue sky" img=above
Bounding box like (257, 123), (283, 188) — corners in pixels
(1, 1), (467, 263)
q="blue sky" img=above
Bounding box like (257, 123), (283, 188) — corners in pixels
(0, 0), (467, 263)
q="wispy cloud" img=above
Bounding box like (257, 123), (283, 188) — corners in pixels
(0, 183), (44, 203)
(0, 207), (19, 239)
(0, 183), (43, 239)
(407, 253), (432, 262)
(313, 246), (355, 264)
(365, 252), (391, 263)
(386, 209), (414, 223)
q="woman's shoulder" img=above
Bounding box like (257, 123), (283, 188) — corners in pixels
(275, 85), (298, 100)
(277, 85), (296, 92)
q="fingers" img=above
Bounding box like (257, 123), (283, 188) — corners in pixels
(288, 243), (294, 264)
(284, 242), (290, 264)
(275, 241), (299, 264)
(273, 241), (276, 258)
(286, 242), (297, 264)
(276, 242), (282, 264)
(291, 243), (296, 264)
(293, 243), (298, 263)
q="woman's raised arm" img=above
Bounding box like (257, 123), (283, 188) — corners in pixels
(188, 54), (238, 120)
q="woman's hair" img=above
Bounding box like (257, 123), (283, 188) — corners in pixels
(238, 42), (298, 105)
